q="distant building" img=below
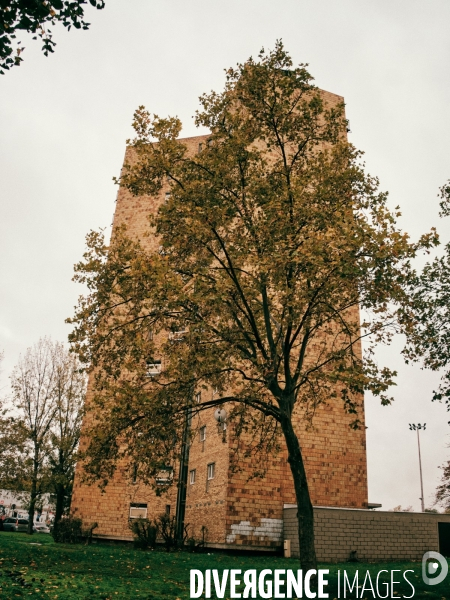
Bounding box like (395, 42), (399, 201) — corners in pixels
(0, 490), (54, 522)
(71, 89), (368, 550)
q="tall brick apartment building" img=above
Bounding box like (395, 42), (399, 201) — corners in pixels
(71, 89), (369, 550)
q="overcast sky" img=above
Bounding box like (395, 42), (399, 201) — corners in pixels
(1, 0), (450, 513)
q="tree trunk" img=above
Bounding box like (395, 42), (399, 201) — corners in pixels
(27, 457), (39, 535)
(54, 482), (65, 525)
(279, 410), (317, 572)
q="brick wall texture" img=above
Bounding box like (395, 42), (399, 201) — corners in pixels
(284, 507), (450, 562)
(71, 89), (370, 549)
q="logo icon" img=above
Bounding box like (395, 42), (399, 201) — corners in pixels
(422, 551), (448, 585)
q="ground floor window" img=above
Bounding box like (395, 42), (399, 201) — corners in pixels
(129, 503), (147, 519)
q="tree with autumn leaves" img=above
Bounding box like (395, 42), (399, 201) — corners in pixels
(0, 0), (105, 74)
(68, 43), (437, 569)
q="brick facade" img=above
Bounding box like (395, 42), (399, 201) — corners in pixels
(71, 89), (369, 548)
(284, 506), (450, 562)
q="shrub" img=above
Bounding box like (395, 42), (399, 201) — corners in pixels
(129, 513), (190, 551)
(156, 513), (190, 551)
(129, 518), (158, 549)
(82, 521), (98, 545)
(52, 516), (83, 544)
(186, 526), (208, 552)
(156, 513), (178, 550)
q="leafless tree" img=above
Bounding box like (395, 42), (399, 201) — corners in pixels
(48, 345), (85, 524)
(10, 338), (85, 534)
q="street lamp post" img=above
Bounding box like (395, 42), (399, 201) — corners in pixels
(409, 423), (426, 512)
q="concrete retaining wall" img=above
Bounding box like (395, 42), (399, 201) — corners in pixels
(283, 506), (450, 562)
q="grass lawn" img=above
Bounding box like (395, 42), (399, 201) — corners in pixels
(0, 531), (449, 599)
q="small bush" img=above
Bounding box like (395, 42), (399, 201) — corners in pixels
(156, 513), (190, 551)
(82, 521), (98, 545)
(186, 537), (196, 552)
(52, 516), (83, 544)
(156, 513), (178, 550)
(186, 526), (207, 553)
(129, 513), (189, 551)
(129, 518), (158, 549)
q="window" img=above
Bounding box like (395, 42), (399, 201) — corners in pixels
(146, 359), (162, 377)
(195, 392), (201, 404)
(164, 192), (171, 203)
(207, 463), (215, 480)
(439, 522), (450, 556)
(168, 327), (187, 341)
(198, 142), (203, 153)
(155, 466), (173, 485)
(165, 505), (171, 515)
(129, 503), (147, 519)
(200, 426), (206, 442)
(132, 464), (138, 484)
(189, 469), (196, 485)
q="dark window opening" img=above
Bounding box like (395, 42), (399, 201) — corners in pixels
(439, 522), (450, 557)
